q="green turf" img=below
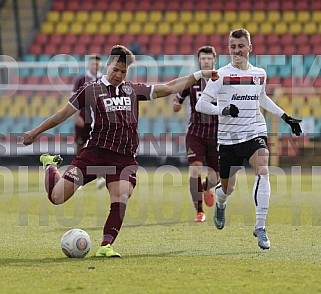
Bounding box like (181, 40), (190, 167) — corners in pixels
(0, 168), (321, 293)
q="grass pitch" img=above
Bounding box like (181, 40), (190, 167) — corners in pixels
(0, 166), (321, 293)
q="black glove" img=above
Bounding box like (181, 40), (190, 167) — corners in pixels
(222, 104), (239, 118)
(281, 113), (302, 136)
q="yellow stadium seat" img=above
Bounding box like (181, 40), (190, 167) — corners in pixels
(164, 11), (178, 23)
(230, 22), (244, 31)
(224, 11), (237, 23)
(274, 23), (288, 34)
(144, 23), (157, 34)
(61, 11), (75, 23)
(260, 22), (273, 34)
(291, 96), (305, 107)
(128, 23), (141, 35)
(297, 11), (310, 23)
(47, 11), (60, 23)
(56, 22), (69, 34)
(158, 22), (171, 35)
(311, 11), (321, 22)
(149, 11), (162, 23)
(135, 11), (148, 23)
(41, 22), (54, 34)
(172, 23), (185, 34)
(245, 22), (259, 34)
(311, 107), (321, 117)
(84, 22), (99, 34)
(208, 11), (222, 23)
(289, 23), (302, 34)
(307, 96), (320, 106)
(194, 11), (208, 23)
(69, 22), (83, 34)
(278, 96), (291, 109)
(252, 11), (266, 23)
(180, 11), (193, 23)
(76, 11), (90, 23)
(90, 11), (104, 23)
(187, 23), (200, 35)
(300, 105), (312, 116)
(238, 11), (251, 23)
(119, 11), (133, 23)
(283, 11), (296, 23)
(216, 22), (230, 34)
(303, 22), (318, 34)
(105, 11), (118, 23)
(202, 23), (216, 35)
(113, 22), (127, 34)
(267, 11), (281, 23)
(99, 23), (113, 34)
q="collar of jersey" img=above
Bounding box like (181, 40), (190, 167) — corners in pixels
(101, 75), (124, 87)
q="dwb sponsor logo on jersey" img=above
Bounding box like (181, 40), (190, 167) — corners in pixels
(103, 97), (131, 112)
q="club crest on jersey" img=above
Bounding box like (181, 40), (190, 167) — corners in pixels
(122, 85), (133, 95)
(253, 76), (260, 85)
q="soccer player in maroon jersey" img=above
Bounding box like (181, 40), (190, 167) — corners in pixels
(173, 46), (220, 222)
(23, 44), (219, 257)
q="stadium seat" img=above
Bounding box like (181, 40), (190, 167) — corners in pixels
(90, 11), (104, 23)
(149, 11), (162, 23)
(60, 11), (74, 23)
(180, 11), (193, 23)
(164, 11), (178, 23)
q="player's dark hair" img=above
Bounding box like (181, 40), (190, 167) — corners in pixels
(197, 46), (216, 58)
(108, 45), (136, 66)
(229, 28), (251, 44)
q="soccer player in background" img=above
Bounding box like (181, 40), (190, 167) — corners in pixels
(72, 54), (105, 189)
(196, 28), (302, 249)
(173, 46), (220, 222)
(23, 44), (219, 257)
(73, 54), (102, 155)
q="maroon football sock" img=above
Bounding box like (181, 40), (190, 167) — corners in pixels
(189, 177), (203, 213)
(101, 202), (127, 246)
(45, 165), (61, 204)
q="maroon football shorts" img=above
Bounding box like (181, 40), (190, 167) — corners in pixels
(185, 133), (218, 171)
(63, 147), (138, 187)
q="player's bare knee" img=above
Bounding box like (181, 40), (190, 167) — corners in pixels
(50, 192), (64, 205)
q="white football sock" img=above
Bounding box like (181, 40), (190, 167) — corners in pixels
(253, 174), (270, 228)
(215, 185), (228, 209)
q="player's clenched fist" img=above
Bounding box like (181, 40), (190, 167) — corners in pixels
(23, 131), (35, 145)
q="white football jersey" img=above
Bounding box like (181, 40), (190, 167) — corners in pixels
(203, 63), (274, 145)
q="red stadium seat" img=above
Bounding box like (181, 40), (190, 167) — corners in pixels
(267, 1), (280, 10)
(165, 34), (179, 46)
(266, 35), (280, 45)
(51, 1), (64, 11)
(281, 1), (295, 10)
(35, 33), (49, 45)
(29, 44), (42, 55)
(92, 34), (106, 45)
(208, 2), (224, 10)
(50, 34), (63, 45)
(296, 1), (309, 10)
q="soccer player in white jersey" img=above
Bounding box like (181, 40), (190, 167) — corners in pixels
(195, 28), (302, 249)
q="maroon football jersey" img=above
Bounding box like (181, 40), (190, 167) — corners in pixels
(69, 76), (153, 155)
(177, 78), (218, 139)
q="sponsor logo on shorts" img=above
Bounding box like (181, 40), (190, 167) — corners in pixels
(66, 167), (80, 181)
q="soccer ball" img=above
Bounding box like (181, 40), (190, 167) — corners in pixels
(61, 229), (91, 258)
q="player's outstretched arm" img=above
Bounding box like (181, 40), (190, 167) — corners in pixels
(23, 103), (77, 145)
(153, 70), (218, 98)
